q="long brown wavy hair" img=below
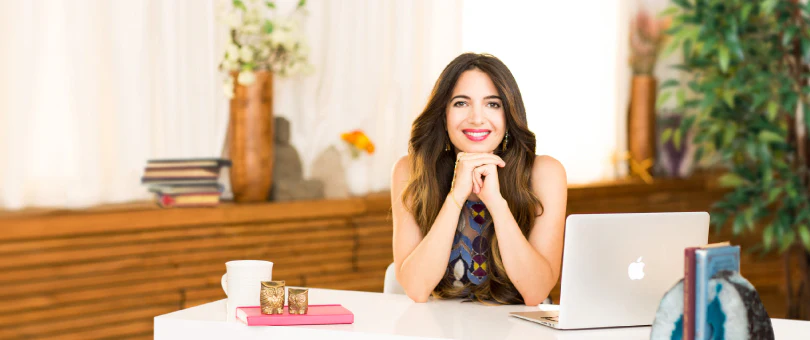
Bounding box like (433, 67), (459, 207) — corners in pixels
(401, 53), (542, 304)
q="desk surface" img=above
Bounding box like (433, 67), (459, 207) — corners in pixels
(154, 288), (809, 340)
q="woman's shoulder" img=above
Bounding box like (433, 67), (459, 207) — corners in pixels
(391, 155), (411, 185)
(531, 155), (567, 185)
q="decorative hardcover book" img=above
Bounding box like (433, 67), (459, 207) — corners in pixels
(142, 168), (220, 179)
(683, 242), (729, 340)
(142, 179), (220, 187)
(684, 246), (698, 340)
(147, 183), (223, 194)
(141, 176), (219, 184)
(146, 158), (231, 168)
(157, 192), (220, 208)
(694, 245), (740, 340)
(236, 305), (354, 326)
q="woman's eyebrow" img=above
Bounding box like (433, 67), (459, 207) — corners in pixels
(450, 95), (501, 101)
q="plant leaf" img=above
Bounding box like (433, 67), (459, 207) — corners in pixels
(741, 3), (754, 22)
(744, 208), (755, 232)
(799, 225), (810, 251)
(718, 173), (747, 188)
(659, 6), (680, 18)
(802, 37), (810, 63)
(673, 128), (683, 151)
(661, 128), (674, 145)
(780, 229), (796, 253)
(723, 125), (736, 146)
(763, 225), (775, 251)
(263, 21), (274, 34)
(660, 79), (680, 89)
(783, 26), (797, 47)
(672, 0), (693, 9)
(719, 46), (730, 73)
(656, 91), (672, 109)
(662, 39), (682, 59)
(266, 1), (276, 9)
(298, 0), (307, 7)
(758, 130), (784, 144)
(761, 0), (778, 15)
(767, 101), (779, 121)
(767, 187), (782, 204)
(233, 0), (246, 10)
(733, 213), (746, 234)
(723, 90), (735, 108)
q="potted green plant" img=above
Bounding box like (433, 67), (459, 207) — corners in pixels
(217, 0), (312, 202)
(659, 0), (810, 319)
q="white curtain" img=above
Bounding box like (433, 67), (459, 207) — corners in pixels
(0, 0), (463, 209)
(0, 0), (227, 209)
(273, 0), (463, 194)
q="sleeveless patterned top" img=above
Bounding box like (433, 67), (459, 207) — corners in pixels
(446, 200), (492, 287)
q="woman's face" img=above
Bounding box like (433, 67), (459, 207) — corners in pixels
(445, 69), (506, 154)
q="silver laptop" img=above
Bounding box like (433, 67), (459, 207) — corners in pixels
(511, 212), (709, 330)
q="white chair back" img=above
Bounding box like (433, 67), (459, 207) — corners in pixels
(383, 262), (405, 294)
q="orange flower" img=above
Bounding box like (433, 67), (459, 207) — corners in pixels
(341, 130), (375, 155)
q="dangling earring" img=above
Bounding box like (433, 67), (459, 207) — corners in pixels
(445, 141), (451, 152)
(502, 132), (509, 152)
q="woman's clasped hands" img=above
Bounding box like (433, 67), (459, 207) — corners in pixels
(450, 152), (505, 206)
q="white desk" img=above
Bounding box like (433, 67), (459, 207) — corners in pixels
(154, 288), (809, 340)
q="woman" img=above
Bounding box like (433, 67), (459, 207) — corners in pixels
(390, 53), (567, 305)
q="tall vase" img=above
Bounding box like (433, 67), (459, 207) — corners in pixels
(344, 153), (369, 196)
(628, 75), (657, 175)
(228, 71), (274, 203)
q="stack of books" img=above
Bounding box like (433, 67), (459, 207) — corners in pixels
(141, 158), (231, 208)
(682, 241), (740, 340)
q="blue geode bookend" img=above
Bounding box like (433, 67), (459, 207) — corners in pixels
(650, 271), (774, 340)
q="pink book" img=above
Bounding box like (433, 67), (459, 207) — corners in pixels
(236, 305), (354, 326)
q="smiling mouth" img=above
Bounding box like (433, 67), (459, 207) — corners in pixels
(463, 129), (491, 141)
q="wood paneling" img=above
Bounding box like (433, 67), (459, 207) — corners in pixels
(0, 194), (390, 340)
(0, 176), (796, 339)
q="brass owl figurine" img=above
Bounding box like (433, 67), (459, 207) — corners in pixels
(288, 288), (309, 315)
(260, 281), (285, 315)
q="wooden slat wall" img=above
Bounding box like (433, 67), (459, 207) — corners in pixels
(0, 175), (797, 339)
(0, 196), (392, 340)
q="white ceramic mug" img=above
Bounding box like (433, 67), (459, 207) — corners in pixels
(221, 260), (273, 321)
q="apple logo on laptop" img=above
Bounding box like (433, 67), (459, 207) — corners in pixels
(628, 257), (645, 280)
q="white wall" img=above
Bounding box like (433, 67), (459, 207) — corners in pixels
(462, 0), (630, 184)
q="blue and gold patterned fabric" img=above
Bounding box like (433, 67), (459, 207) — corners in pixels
(447, 200), (492, 287)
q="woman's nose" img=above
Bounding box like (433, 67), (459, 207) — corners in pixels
(468, 105), (484, 125)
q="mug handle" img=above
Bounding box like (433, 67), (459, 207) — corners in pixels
(221, 273), (228, 296)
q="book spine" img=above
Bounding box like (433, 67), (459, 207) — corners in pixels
(694, 250), (709, 340)
(694, 246), (741, 340)
(683, 247), (697, 340)
(157, 194), (175, 208)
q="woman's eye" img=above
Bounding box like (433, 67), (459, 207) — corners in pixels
(453, 101), (468, 107)
(487, 102), (501, 108)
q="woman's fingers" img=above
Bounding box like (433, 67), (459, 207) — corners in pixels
(458, 152), (504, 164)
(474, 168), (482, 193)
(472, 166), (484, 193)
(458, 153), (505, 169)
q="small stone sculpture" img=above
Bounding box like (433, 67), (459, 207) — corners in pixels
(310, 145), (349, 199)
(269, 117), (324, 201)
